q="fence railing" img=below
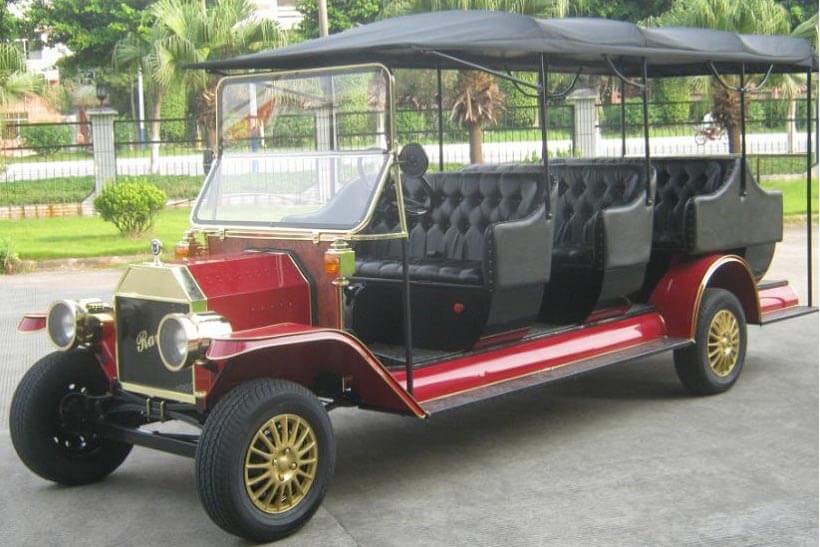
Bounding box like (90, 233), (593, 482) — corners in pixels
(0, 97), (815, 211)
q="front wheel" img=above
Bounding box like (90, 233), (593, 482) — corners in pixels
(196, 379), (335, 542)
(9, 351), (132, 485)
(674, 288), (747, 395)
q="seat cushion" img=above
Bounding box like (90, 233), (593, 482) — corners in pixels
(355, 257), (483, 285)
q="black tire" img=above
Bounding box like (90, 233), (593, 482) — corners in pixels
(674, 288), (747, 395)
(196, 379), (335, 542)
(9, 350), (132, 485)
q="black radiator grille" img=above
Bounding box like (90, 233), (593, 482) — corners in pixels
(116, 296), (193, 395)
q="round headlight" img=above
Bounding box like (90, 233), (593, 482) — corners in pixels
(158, 312), (232, 372)
(158, 314), (195, 372)
(47, 300), (78, 350)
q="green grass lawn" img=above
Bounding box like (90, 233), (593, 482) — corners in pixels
(1, 207), (192, 260)
(0, 175), (815, 263)
(761, 176), (818, 216)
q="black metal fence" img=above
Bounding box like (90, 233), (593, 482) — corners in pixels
(1, 97), (815, 210)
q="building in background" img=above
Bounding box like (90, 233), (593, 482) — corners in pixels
(253, 0), (302, 30)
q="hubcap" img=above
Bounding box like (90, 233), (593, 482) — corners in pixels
(244, 414), (318, 514)
(707, 309), (740, 377)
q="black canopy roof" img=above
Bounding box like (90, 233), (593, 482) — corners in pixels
(193, 11), (817, 76)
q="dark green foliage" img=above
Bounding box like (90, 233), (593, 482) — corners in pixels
(653, 78), (691, 124)
(296, 0), (382, 39)
(93, 180), (167, 236)
(20, 124), (73, 156)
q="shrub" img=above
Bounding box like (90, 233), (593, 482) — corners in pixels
(94, 181), (167, 237)
(0, 238), (20, 274)
(20, 124), (72, 156)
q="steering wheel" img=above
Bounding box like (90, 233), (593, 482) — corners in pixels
(397, 143), (433, 217)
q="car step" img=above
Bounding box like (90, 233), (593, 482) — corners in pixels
(759, 305), (818, 325)
(421, 336), (691, 415)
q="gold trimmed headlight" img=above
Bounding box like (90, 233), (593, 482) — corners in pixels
(46, 299), (112, 351)
(157, 312), (232, 372)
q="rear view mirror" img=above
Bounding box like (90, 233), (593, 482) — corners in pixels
(398, 143), (429, 178)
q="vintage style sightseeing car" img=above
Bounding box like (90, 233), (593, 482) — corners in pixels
(11, 12), (818, 542)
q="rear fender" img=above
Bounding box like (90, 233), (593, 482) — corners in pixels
(202, 324), (426, 418)
(650, 254), (760, 339)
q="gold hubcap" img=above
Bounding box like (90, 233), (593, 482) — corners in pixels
(244, 414), (318, 514)
(707, 309), (740, 377)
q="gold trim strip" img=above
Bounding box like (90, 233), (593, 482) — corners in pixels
(119, 381), (198, 404)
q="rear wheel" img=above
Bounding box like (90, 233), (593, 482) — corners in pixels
(196, 379), (335, 542)
(674, 288), (747, 395)
(9, 351), (132, 485)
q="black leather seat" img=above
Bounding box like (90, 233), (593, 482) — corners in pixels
(351, 169), (552, 350)
(651, 157), (783, 278)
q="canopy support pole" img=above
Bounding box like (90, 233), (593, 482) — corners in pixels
(806, 70), (813, 307)
(421, 49), (540, 89)
(620, 77), (626, 157)
(641, 58), (652, 205)
(437, 65), (445, 171)
(401, 237), (414, 395)
(739, 63), (747, 196)
(538, 54), (552, 218)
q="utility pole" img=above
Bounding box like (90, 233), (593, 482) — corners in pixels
(136, 67), (146, 146)
(317, 0), (329, 37)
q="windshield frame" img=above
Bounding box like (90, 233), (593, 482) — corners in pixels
(189, 63), (407, 242)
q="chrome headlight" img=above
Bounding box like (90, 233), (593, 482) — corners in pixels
(157, 312), (231, 372)
(46, 299), (111, 351)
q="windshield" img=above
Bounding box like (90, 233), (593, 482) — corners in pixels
(193, 66), (393, 232)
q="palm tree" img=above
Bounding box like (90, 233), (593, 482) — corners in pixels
(0, 43), (41, 108)
(117, 0), (286, 157)
(383, 0), (568, 163)
(655, 0), (794, 153)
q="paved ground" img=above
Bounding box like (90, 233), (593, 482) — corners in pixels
(0, 226), (817, 546)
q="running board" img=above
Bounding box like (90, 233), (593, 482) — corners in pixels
(421, 337), (691, 415)
(760, 306), (818, 325)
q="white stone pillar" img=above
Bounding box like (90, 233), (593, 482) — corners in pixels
(566, 89), (599, 158)
(88, 108), (118, 193)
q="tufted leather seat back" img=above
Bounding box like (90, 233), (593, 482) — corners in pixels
(652, 158), (733, 247)
(551, 162), (644, 254)
(360, 170), (546, 264)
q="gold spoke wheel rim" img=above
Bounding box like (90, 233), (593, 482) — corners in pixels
(707, 309), (740, 377)
(244, 414), (318, 514)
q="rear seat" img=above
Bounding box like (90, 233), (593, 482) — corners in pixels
(651, 157), (783, 278)
(351, 169), (552, 350)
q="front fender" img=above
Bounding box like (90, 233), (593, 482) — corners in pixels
(650, 254), (760, 339)
(202, 323), (426, 418)
(17, 313), (46, 333)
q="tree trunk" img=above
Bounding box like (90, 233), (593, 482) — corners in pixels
(727, 122), (742, 154)
(150, 92), (163, 175)
(468, 123), (483, 164)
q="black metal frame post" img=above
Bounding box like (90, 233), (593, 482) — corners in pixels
(806, 70), (813, 307)
(620, 77), (626, 157)
(641, 58), (652, 204)
(437, 65), (445, 171)
(401, 238), (414, 394)
(739, 63), (747, 195)
(538, 54), (551, 213)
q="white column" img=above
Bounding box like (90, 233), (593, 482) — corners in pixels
(566, 89), (599, 158)
(88, 108), (118, 193)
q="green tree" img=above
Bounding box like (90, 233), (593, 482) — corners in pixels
(118, 0), (285, 152)
(25, 0), (152, 73)
(296, 0), (382, 39)
(655, 0), (794, 152)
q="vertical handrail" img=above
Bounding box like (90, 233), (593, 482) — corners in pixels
(806, 70), (813, 307)
(641, 58), (653, 205)
(739, 63), (747, 196)
(538, 54), (552, 218)
(401, 238), (414, 394)
(620, 77), (626, 157)
(437, 65), (445, 172)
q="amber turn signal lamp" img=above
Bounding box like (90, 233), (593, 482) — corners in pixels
(324, 240), (355, 280)
(174, 243), (190, 261)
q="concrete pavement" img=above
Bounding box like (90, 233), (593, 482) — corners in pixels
(0, 226), (816, 546)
